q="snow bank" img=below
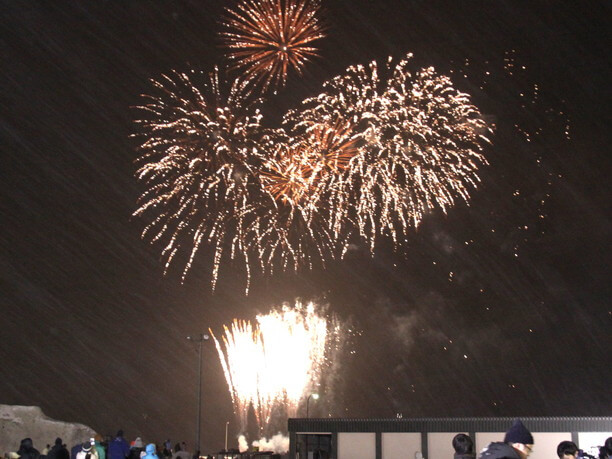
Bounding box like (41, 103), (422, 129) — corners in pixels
(0, 405), (97, 455)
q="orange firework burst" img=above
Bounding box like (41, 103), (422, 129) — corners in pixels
(220, 0), (325, 90)
(260, 143), (313, 204)
(297, 117), (361, 173)
(261, 117), (361, 204)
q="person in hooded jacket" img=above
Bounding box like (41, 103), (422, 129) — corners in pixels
(109, 432), (130, 459)
(17, 438), (40, 459)
(47, 438), (69, 459)
(141, 444), (158, 459)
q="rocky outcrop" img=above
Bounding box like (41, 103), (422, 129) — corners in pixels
(0, 405), (97, 455)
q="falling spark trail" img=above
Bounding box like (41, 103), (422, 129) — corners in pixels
(211, 302), (333, 434)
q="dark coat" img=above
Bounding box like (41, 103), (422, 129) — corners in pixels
(479, 442), (521, 459)
(17, 438), (41, 459)
(108, 438), (130, 459)
(128, 448), (143, 459)
(70, 444), (82, 459)
(48, 444), (70, 459)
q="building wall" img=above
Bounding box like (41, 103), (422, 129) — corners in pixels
(428, 432), (465, 459)
(288, 417), (612, 459)
(381, 432), (421, 459)
(531, 433), (572, 459)
(578, 432), (612, 457)
(475, 432), (503, 453)
(337, 432), (375, 459)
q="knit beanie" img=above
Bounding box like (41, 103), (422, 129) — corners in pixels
(504, 419), (534, 444)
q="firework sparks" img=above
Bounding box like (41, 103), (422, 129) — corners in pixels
(220, 0), (325, 90)
(132, 68), (268, 291)
(134, 54), (491, 292)
(261, 117), (361, 204)
(211, 302), (334, 434)
(285, 54), (491, 250)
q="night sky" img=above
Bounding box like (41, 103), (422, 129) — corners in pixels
(1, 0), (610, 454)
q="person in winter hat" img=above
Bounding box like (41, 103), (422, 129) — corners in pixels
(503, 419), (534, 458)
(132, 439), (143, 450)
(479, 419), (534, 459)
(142, 444), (158, 459)
(76, 442), (99, 459)
(128, 438), (144, 459)
(453, 434), (476, 459)
(47, 438), (69, 459)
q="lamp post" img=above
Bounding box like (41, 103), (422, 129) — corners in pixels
(306, 393), (319, 418)
(224, 421), (229, 451)
(187, 333), (210, 454)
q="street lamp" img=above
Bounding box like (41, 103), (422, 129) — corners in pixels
(187, 333), (210, 454)
(306, 393), (319, 418)
(224, 421), (230, 451)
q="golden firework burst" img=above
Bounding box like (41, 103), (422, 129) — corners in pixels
(220, 0), (325, 90)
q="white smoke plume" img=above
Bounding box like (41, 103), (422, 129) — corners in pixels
(237, 435), (248, 453)
(252, 433), (290, 454)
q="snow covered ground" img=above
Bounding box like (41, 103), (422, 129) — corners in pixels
(0, 405), (97, 455)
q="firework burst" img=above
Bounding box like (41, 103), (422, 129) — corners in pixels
(134, 54), (491, 292)
(287, 54), (492, 250)
(220, 0), (325, 90)
(132, 68), (268, 291)
(211, 302), (335, 435)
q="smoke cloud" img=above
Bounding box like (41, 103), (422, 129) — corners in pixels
(252, 433), (290, 454)
(237, 435), (248, 453)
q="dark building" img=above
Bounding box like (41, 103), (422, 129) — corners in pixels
(288, 417), (612, 459)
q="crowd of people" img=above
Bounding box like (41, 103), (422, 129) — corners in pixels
(4, 432), (210, 459)
(452, 419), (612, 459)
(6, 421), (612, 459)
